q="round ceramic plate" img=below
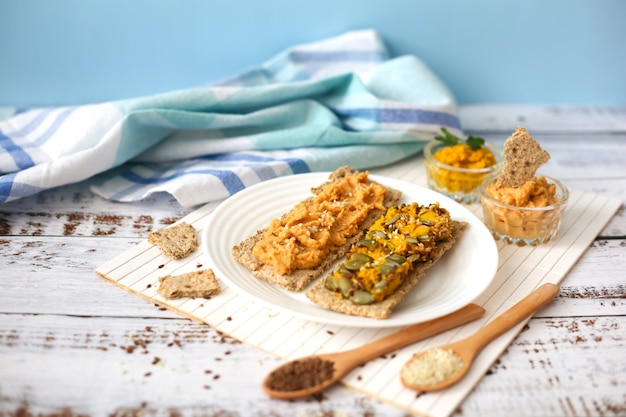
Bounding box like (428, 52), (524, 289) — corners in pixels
(202, 173), (498, 328)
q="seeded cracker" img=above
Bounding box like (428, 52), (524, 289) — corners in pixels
(497, 126), (550, 188)
(158, 269), (221, 299)
(148, 222), (198, 259)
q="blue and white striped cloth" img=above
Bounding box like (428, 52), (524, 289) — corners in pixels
(0, 29), (461, 207)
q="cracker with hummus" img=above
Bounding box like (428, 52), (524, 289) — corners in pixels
(305, 202), (468, 319)
(232, 167), (402, 292)
(489, 126), (557, 207)
(482, 126), (565, 245)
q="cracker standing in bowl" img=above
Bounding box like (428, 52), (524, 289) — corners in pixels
(479, 127), (569, 246)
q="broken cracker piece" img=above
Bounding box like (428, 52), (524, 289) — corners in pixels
(157, 269), (221, 300)
(497, 126), (550, 188)
(148, 222), (198, 259)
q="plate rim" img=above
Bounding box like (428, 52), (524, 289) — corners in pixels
(202, 172), (498, 328)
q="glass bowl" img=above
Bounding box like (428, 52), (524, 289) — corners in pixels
(424, 139), (503, 203)
(479, 175), (569, 246)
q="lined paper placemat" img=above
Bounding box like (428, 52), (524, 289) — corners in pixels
(94, 159), (621, 417)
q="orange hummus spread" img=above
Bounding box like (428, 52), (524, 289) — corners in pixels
(486, 176), (558, 208)
(434, 143), (496, 170)
(252, 172), (387, 276)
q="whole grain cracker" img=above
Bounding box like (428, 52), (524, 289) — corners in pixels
(148, 222), (198, 259)
(497, 126), (550, 188)
(157, 269), (221, 300)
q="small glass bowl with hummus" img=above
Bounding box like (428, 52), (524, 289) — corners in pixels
(479, 175), (569, 246)
(424, 138), (503, 203)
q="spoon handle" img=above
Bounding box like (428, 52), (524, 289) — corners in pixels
(336, 303), (485, 368)
(467, 283), (559, 352)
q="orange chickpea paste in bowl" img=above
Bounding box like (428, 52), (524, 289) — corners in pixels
(479, 126), (569, 246)
(424, 128), (502, 203)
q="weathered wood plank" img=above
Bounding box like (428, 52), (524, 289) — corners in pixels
(0, 182), (191, 238)
(460, 105), (626, 133)
(0, 313), (406, 417)
(1, 313), (623, 417)
(455, 316), (626, 417)
(0, 236), (177, 318)
(560, 239), (626, 295)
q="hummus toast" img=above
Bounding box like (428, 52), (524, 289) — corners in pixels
(232, 167), (402, 292)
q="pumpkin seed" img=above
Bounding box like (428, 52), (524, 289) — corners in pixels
(374, 280), (388, 291)
(380, 262), (396, 275)
(324, 275), (338, 291)
(345, 259), (365, 271)
(421, 219), (435, 226)
(384, 214), (401, 225)
(337, 277), (353, 297)
(370, 230), (388, 240)
(351, 253), (374, 263)
(408, 254), (423, 263)
(418, 234), (431, 242)
(357, 238), (378, 248)
(387, 254), (407, 264)
(406, 237), (419, 244)
(337, 265), (353, 277)
(351, 290), (375, 305)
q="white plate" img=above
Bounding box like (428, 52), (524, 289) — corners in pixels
(202, 173), (498, 328)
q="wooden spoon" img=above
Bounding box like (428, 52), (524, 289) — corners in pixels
(262, 303), (485, 399)
(401, 283), (559, 392)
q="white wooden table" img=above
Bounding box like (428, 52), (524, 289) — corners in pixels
(1, 105), (625, 417)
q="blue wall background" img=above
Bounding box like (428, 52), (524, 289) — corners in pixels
(2, 0), (625, 107)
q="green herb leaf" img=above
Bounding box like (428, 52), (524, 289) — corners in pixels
(434, 127), (485, 150)
(466, 135), (485, 150)
(434, 128), (460, 146)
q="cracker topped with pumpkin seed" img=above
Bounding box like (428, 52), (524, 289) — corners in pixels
(306, 203), (467, 319)
(323, 202), (453, 305)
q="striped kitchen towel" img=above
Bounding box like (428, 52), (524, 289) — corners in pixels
(0, 29), (461, 207)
